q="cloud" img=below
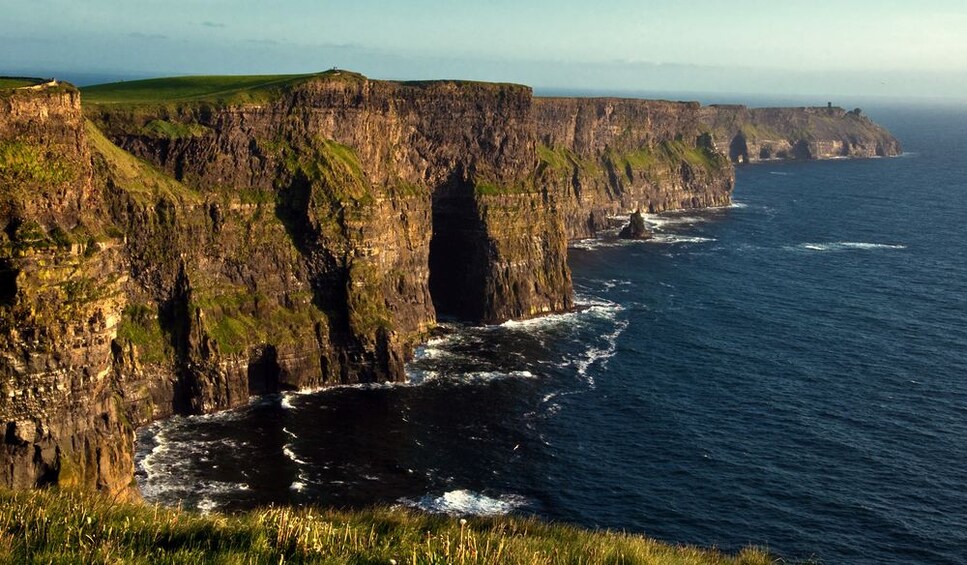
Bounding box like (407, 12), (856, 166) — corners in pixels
(128, 32), (168, 40)
(201, 21), (226, 28)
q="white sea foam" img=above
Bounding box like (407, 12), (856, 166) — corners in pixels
(796, 242), (907, 252)
(650, 234), (716, 244)
(641, 213), (706, 229)
(283, 444), (308, 465)
(197, 497), (218, 514)
(498, 297), (621, 331)
(467, 370), (535, 382)
(191, 480), (252, 513)
(401, 489), (529, 516)
(598, 278), (633, 290)
(573, 319), (629, 386)
(136, 419), (254, 506)
(569, 238), (635, 250)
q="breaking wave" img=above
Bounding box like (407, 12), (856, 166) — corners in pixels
(794, 242), (907, 252)
(400, 489), (530, 516)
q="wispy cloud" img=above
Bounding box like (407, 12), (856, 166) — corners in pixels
(200, 21), (226, 28)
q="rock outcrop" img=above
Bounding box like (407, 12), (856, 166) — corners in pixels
(535, 98), (735, 239)
(1, 73), (902, 494)
(700, 104), (902, 164)
(619, 211), (652, 240)
(1, 83), (133, 497)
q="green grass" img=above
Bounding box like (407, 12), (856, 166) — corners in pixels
(0, 488), (774, 564)
(85, 120), (202, 205)
(141, 119), (211, 139)
(0, 77), (44, 89)
(191, 287), (326, 355)
(278, 137), (376, 207)
(116, 304), (170, 364)
(473, 179), (538, 196)
(0, 141), (77, 186)
(80, 72), (351, 105)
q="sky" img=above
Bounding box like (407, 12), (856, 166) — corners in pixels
(2, 0), (966, 100)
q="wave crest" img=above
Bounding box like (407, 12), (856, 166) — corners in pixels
(400, 489), (530, 515)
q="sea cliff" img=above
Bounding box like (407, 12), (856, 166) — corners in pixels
(1, 72), (901, 494)
(700, 104), (902, 163)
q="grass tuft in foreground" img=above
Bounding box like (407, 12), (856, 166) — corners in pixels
(0, 488), (773, 564)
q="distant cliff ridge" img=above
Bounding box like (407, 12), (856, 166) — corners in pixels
(0, 72), (901, 494)
(700, 104), (902, 163)
(535, 97), (735, 239)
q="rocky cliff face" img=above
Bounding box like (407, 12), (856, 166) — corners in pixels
(1, 84), (133, 496)
(535, 98), (735, 239)
(700, 105), (902, 164)
(1, 74), (902, 494)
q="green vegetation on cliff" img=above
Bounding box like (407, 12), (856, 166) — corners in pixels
(192, 287), (326, 356)
(539, 139), (729, 185)
(85, 120), (202, 206)
(141, 119), (211, 140)
(0, 141), (77, 187)
(81, 73), (318, 105)
(0, 489), (771, 564)
(116, 304), (170, 364)
(0, 77), (44, 89)
(80, 70), (372, 107)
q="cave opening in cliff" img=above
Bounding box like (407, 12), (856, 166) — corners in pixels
(729, 134), (749, 164)
(428, 177), (489, 321)
(0, 260), (18, 307)
(248, 345), (283, 395)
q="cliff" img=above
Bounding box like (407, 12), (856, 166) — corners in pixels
(1, 73), (902, 495)
(0, 83), (132, 496)
(700, 104), (902, 163)
(535, 98), (734, 238)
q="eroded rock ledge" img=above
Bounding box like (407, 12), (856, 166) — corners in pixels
(1, 73), (901, 494)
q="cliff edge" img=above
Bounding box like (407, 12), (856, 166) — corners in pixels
(1, 73), (902, 494)
(701, 104), (902, 163)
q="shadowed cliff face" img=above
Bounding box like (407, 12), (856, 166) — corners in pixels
(1, 74), (902, 494)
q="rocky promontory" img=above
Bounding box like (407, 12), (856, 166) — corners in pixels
(1, 72), (901, 495)
(700, 104), (902, 163)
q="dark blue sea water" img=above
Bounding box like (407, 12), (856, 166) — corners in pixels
(136, 105), (967, 564)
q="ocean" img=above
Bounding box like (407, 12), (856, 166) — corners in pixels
(135, 104), (967, 564)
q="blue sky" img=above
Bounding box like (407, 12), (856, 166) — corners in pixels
(3, 0), (966, 99)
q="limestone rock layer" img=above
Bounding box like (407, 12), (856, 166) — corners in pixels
(1, 73), (901, 494)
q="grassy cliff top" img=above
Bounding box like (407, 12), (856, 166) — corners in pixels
(0, 488), (772, 564)
(81, 72), (325, 104)
(82, 70), (528, 107)
(0, 77), (46, 89)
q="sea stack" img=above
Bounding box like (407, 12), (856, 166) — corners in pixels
(619, 211), (652, 239)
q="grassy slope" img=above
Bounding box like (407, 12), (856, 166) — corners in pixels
(0, 77), (45, 89)
(81, 70), (527, 107)
(81, 73), (323, 104)
(0, 489), (772, 564)
(84, 120), (202, 205)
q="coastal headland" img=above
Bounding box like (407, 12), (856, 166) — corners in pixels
(0, 71), (900, 496)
